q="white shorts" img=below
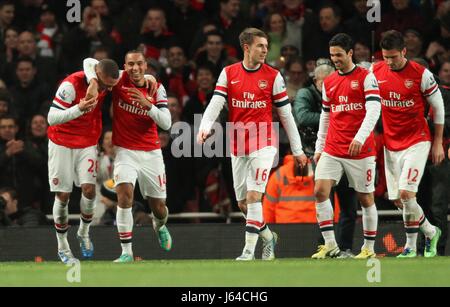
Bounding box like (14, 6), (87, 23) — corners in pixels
(231, 146), (277, 202)
(48, 140), (98, 192)
(384, 141), (431, 200)
(315, 152), (376, 193)
(114, 147), (166, 199)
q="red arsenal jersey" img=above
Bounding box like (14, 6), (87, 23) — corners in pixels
(372, 60), (438, 151)
(47, 71), (107, 148)
(214, 62), (289, 155)
(112, 71), (168, 151)
(322, 65), (380, 159)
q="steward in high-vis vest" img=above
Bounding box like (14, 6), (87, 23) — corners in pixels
(263, 155), (340, 223)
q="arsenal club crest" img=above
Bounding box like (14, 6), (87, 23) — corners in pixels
(52, 178), (59, 186)
(258, 80), (268, 89)
(351, 80), (359, 90)
(404, 79), (414, 89)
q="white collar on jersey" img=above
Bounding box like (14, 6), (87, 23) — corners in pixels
(242, 62), (261, 71)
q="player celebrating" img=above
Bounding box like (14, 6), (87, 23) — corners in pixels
(197, 28), (307, 261)
(84, 50), (172, 263)
(312, 33), (381, 259)
(373, 30), (445, 258)
(47, 59), (120, 264)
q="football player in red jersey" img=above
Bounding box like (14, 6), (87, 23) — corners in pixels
(47, 59), (120, 263)
(312, 33), (381, 259)
(84, 51), (171, 262)
(372, 30), (445, 258)
(198, 28), (307, 260)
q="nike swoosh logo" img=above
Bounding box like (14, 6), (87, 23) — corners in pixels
(231, 80), (240, 84)
(329, 86), (336, 92)
(377, 80), (388, 84)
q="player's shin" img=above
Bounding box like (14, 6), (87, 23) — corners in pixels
(244, 202), (264, 255)
(152, 205), (169, 232)
(402, 198), (420, 251)
(78, 194), (95, 237)
(316, 199), (337, 247)
(53, 197), (70, 251)
(117, 206), (133, 256)
(362, 204), (377, 252)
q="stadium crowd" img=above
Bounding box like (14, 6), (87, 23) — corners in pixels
(0, 0), (449, 254)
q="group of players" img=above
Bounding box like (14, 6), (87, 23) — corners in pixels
(47, 27), (447, 263)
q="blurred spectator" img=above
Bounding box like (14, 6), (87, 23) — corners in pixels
(27, 113), (50, 213)
(0, 78), (5, 89)
(253, 0), (283, 28)
(9, 57), (51, 133)
(62, 6), (115, 74)
(344, 0), (376, 47)
(0, 26), (19, 72)
(161, 45), (197, 105)
(211, 0), (249, 58)
(183, 64), (216, 125)
(194, 30), (235, 79)
(92, 45), (111, 61)
(0, 187), (47, 226)
(138, 7), (176, 64)
(167, 93), (182, 125)
(264, 12), (289, 66)
(189, 21), (219, 58)
(98, 130), (114, 183)
(0, 115), (42, 210)
(354, 41), (371, 63)
(303, 3), (345, 62)
(0, 88), (10, 117)
(167, 0), (206, 54)
(376, 0), (424, 43)
(3, 30), (58, 87)
(0, 0), (15, 43)
(439, 60), (450, 86)
(404, 28), (425, 59)
(277, 44), (300, 72)
(293, 58), (334, 157)
(36, 3), (65, 60)
(425, 10), (450, 70)
(285, 57), (307, 102)
(263, 155), (327, 223)
(281, 0), (316, 57)
(99, 179), (152, 226)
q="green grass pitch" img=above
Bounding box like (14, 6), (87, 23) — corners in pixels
(1, 258), (450, 287)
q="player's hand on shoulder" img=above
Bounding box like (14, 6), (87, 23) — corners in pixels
(144, 75), (158, 97)
(79, 97), (97, 112)
(348, 139), (362, 157)
(431, 141), (445, 165)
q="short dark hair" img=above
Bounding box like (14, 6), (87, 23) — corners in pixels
(320, 3), (342, 19)
(125, 49), (146, 60)
(0, 114), (18, 126)
(380, 30), (405, 51)
(16, 56), (36, 68)
(0, 88), (11, 104)
(196, 63), (215, 75)
(329, 33), (353, 53)
(205, 30), (224, 42)
(285, 56), (305, 72)
(0, 1), (14, 10)
(239, 28), (268, 50)
(98, 59), (119, 79)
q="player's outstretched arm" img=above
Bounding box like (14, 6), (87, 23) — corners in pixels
(197, 95), (226, 144)
(314, 108), (330, 163)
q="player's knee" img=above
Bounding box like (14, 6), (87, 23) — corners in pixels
(314, 186), (328, 202)
(56, 192), (70, 204)
(357, 193), (374, 207)
(246, 191), (262, 204)
(399, 190), (414, 201)
(81, 185), (96, 200)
